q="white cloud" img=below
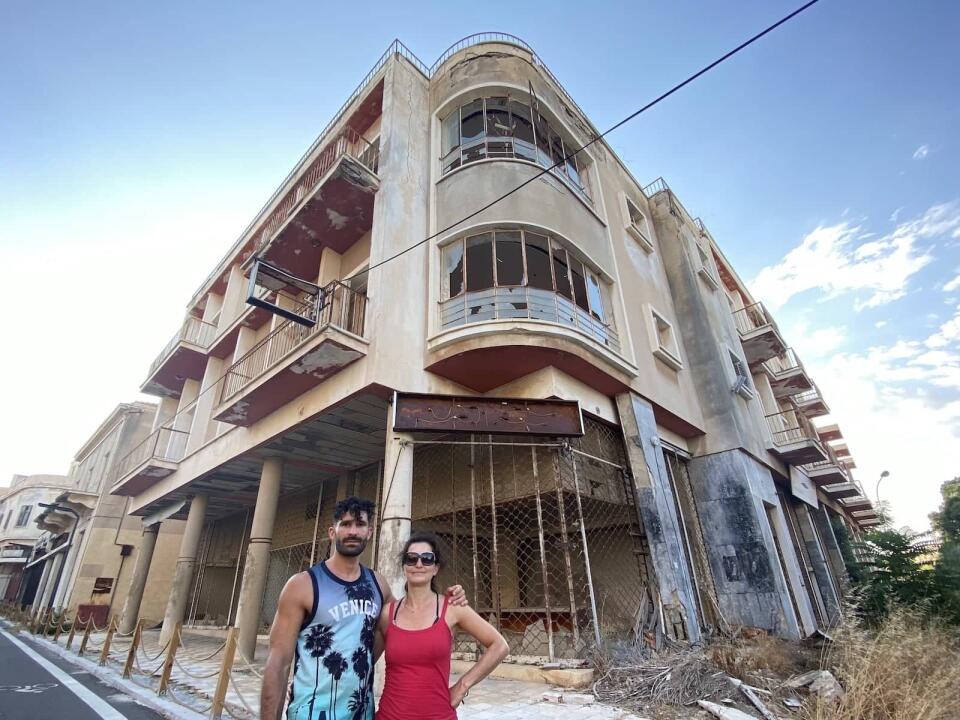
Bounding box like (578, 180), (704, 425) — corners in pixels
(890, 207), (903, 222)
(750, 203), (960, 311)
(875, 320), (888, 328)
(943, 273), (960, 293)
(913, 144), (930, 160)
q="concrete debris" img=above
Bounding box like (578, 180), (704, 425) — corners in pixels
(783, 697), (802, 709)
(541, 690), (596, 705)
(697, 699), (760, 719)
(784, 669), (844, 702)
(727, 677), (778, 720)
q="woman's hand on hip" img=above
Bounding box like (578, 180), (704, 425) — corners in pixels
(449, 679), (469, 708)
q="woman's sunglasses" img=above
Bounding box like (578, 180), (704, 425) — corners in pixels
(402, 552), (437, 567)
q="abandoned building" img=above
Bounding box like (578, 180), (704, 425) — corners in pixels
(18, 403), (186, 630)
(96, 34), (877, 664)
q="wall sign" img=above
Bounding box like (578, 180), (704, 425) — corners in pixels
(393, 393), (584, 437)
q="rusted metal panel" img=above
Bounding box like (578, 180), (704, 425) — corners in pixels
(393, 392), (584, 436)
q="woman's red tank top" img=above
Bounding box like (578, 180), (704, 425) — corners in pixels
(376, 595), (456, 720)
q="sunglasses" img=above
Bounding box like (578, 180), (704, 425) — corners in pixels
(402, 552), (437, 567)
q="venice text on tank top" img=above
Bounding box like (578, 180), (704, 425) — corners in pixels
(287, 561), (383, 720)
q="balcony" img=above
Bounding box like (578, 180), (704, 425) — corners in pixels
(142, 316), (218, 397)
(765, 410), (828, 465)
(255, 128), (380, 280)
(821, 481), (862, 500)
(440, 287), (620, 353)
(817, 423), (843, 443)
(213, 281), (367, 426)
(803, 445), (848, 486)
(731, 302), (787, 367)
(762, 348), (813, 399)
(842, 497), (874, 513)
(111, 426), (189, 496)
(794, 384), (830, 417)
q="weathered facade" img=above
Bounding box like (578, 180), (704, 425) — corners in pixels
(24, 403), (187, 628)
(0, 474), (70, 603)
(101, 34), (875, 662)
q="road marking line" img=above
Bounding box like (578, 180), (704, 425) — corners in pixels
(0, 628), (128, 719)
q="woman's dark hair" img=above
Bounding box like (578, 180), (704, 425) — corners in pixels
(399, 532), (443, 593)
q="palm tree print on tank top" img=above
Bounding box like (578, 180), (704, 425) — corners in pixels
(287, 562), (382, 720)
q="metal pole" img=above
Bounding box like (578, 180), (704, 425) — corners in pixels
(568, 449), (603, 649)
(531, 446), (555, 661)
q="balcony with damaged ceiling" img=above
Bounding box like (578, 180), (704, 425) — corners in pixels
(731, 302), (787, 367)
(212, 263), (368, 427)
(142, 316), (218, 397)
(765, 408), (828, 465)
(112, 425), (190, 496)
(794, 383), (830, 418)
(762, 348), (813, 398)
(802, 443), (849, 487)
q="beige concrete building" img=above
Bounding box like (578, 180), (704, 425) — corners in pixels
(0, 474), (70, 603)
(108, 34), (876, 662)
(27, 403), (186, 629)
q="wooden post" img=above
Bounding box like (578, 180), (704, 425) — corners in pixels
(65, 615), (79, 651)
(158, 622), (181, 695)
(209, 626), (239, 719)
(122, 619), (143, 678)
(99, 617), (117, 666)
(78, 617), (93, 655)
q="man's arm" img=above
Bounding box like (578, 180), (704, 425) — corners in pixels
(260, 572), (311, 720)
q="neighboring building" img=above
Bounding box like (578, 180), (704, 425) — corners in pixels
(28, 403), (186, 628)
(0, 474), (70, 603)
(109, 35), (878, 662)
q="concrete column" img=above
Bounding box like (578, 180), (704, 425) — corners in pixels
(37, 553), (65, 613)
(795, 504), (841, 626)
(616, 391), (701, 643)
(375, 403), (414, 600)
(31, 557), (55, 616)
(52, 537), (84, 613)
(235, 457), (283, 661)
(161, 493), (208, 644)
(119, 523), (161, 634)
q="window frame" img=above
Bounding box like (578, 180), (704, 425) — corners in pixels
(15, 504), (32, 528)
(438, 93), (592, 201)
(440, 228), (610, 325)
(645, 304), (683, 371)
(728, 347), (755, 399)
(622, 194), (654, 253)
(693, 232), (720, 290)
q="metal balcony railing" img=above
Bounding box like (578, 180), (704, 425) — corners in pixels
(439, 286), (620, 353)
(218, 281), (367, 405)
(732, 302), (774, 336)
(804, 443), (845, 473)
(794, 386), (823, 405)
(255, 128), (379, 252)
(765, 409), (819, 447)
(148, 316), (218, 379)
(113, 426), (189, 485)
(763, 347), (804, 377)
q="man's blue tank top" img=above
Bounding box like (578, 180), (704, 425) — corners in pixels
(287, 561), (383, 720)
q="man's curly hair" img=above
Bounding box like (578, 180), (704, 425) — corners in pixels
(333, 496), (376, 523)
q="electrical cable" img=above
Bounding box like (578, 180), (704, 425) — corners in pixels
(139, 0), (823, 439)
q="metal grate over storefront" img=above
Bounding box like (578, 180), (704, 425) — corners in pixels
(409, 418), (651, 660)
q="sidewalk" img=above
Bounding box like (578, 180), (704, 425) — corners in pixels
(26, 623), (648, 720)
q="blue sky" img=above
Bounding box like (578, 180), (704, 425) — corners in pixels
(2, 1), (958, 529)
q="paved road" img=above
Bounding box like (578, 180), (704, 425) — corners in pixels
(0, 626), (164, 720)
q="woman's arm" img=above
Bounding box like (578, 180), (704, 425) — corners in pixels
(447, 606), (510, 707)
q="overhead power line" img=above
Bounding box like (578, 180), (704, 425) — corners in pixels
(347, 0), (822, 282)
(146, 0), (823, 437)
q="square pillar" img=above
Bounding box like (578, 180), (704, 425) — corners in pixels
(616, 392), (701, 642)
(235, 457), (283, 661)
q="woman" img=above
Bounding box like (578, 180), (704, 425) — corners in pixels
(376, 533), (509, 719)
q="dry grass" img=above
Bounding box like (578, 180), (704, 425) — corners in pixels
(708, 630), (815, 687)
(804, 609), (960, 720)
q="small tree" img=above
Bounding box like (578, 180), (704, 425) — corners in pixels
(852, 528), (934, 624)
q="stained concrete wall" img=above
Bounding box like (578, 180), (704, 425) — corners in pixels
(686, 450), (814, 638)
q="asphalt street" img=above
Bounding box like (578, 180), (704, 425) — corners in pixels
(0, 625), (164, 720)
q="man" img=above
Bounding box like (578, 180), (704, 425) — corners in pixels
(261, 496), (465, 720)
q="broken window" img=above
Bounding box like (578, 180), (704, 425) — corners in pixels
(729, 349), (753, 398)
(15, 505), (32, 527)
(465, 233), (494, 292)
(525, 233), (553, 290)
(494, 230), (524, 286)
(92, 577), (114, 595)
(442, 242), (464, 298)
(439, 94), (590, 200)
(551, 241), (573, 300)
